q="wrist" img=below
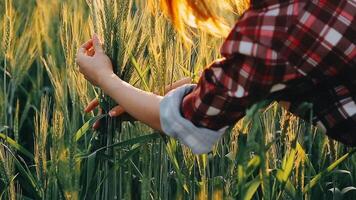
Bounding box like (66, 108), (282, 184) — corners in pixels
(97, 72), (120, 88)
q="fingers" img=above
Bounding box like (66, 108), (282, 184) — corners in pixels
(109, 105), (125, 117)
(92, 106), (125, 129)
(87, 48), (95, 56)
(77, 34), (103, 58)
(93, 107), (102, 129)
(77, 39), (93, 56)
(81, 39), (93, 50)
(85, 98), (125, 117)
(92, 34), (104, 53)
(84, 98), (99, 113)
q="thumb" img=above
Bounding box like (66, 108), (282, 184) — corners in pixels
(93, 34), (104, 53)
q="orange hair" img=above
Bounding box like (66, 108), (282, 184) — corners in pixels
(159, 0), (250, 40)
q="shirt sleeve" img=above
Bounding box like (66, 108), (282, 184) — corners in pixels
(181, 53), (299, 131)
(160, 84), (227, 154)
(160, 1), (304, 154)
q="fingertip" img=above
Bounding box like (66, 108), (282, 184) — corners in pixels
(80, 39), (94, 50)
(93, 121), (100, 129)
(85, 99), (99, 112)
(117, 109), (125, 116)
(109, 111), (116, 117)
(84, 106), (95, 113)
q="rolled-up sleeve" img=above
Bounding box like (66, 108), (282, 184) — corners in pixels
(160, 84), (227, 154)
(159, 1), (302, 154)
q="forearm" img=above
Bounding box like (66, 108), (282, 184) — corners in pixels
(99, 73), (163, 131)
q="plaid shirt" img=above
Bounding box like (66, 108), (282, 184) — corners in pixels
(160, 0), (356, 153)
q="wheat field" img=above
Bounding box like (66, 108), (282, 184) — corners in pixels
(0, 0), (355, 199)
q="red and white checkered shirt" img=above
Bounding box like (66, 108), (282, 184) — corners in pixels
(180, 0), (356, 146)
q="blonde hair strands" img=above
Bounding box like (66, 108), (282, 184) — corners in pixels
(158, 0), (250, 41)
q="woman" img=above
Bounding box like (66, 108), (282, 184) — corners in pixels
(76, 0), (356, 154)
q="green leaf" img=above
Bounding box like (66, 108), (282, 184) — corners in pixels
(0, 174), (18, 199)
(0, 133), (34, 160)
(276, 148), (296, 183)
(341, 186), (356, 195)
(245, 155), (261, 178)
(94, 146), (142, 193)
(74, 114), (107, 141)
(274, 170), (297, 199)
(328, 188), (342, 200)
(1, 144), (42, 199)
(304, 149), (356, 193)
(130, 56), (150, 91)
(165, 138), (189, 193)
(275, 148), (297, 199)
(242, 176), (261, 200)
(77, 133), (160, 159)
(282, 148), (296, 181)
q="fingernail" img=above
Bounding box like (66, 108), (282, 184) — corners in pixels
(109, 111), (116, 117)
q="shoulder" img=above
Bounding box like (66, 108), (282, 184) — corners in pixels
(221, 0), (305, 62)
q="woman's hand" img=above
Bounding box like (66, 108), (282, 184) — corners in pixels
(76, 34), (115, 87)
(84, 99), (126, 129)
(85, 77), (193, 129)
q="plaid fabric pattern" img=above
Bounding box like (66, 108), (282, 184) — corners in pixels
(181, 0), (356, 146)
(160, 84), (226, 154)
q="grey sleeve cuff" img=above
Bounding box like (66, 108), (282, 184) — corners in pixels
(159, 84), (227, 154)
